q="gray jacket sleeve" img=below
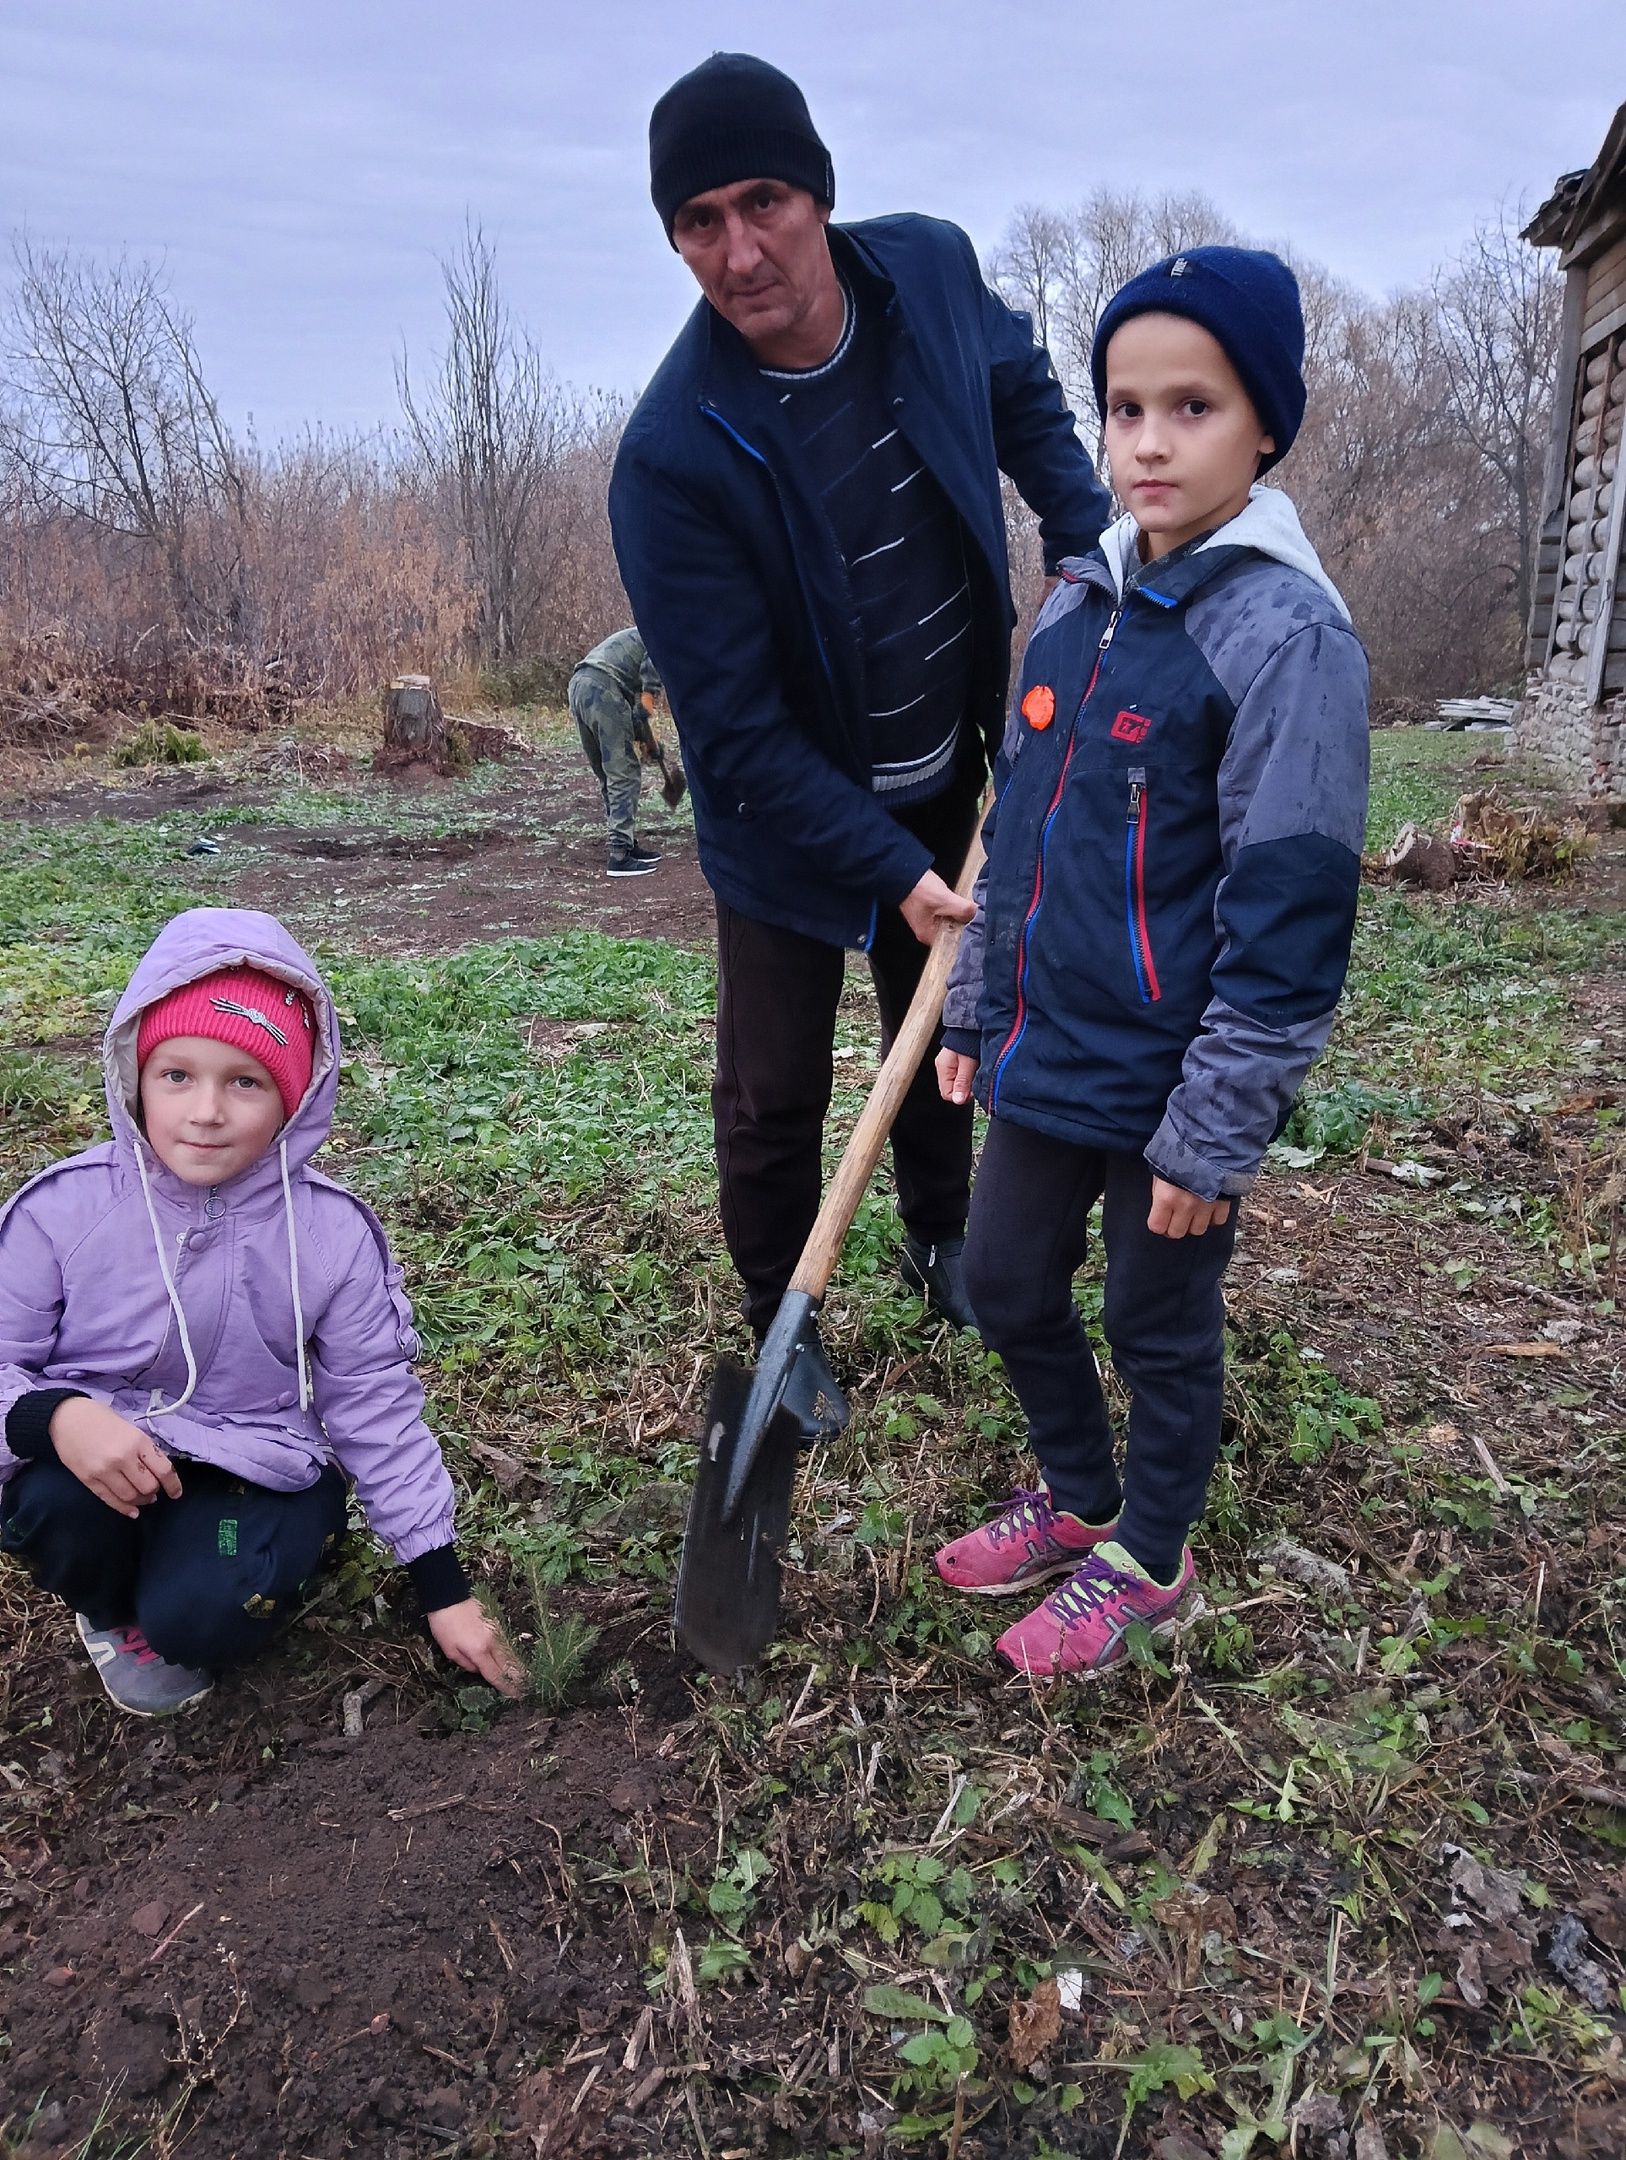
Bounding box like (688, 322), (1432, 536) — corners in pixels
(1145, 619), (1369, 1201)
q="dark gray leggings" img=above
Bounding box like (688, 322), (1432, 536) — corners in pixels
(963, 1117), (1238, 1581)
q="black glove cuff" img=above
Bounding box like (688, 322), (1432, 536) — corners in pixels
(5, 1388), (87, 1464)
(405, 1543), (471, 1614)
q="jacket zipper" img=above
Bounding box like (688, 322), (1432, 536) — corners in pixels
(1124, 768), (1161, 1004)
(700, 402), (836, 694)
(990, 606), (1121, 1108)
(702, 399), (878, 945)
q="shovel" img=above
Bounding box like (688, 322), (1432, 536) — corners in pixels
(674, 821), (986, 1677)
(652, 742), (688, 810)
(637, 696), (688, 809)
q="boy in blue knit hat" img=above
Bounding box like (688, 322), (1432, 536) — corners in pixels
(933, 247), (1370, 1680)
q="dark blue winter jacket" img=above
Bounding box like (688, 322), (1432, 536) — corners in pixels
(609, 214), (1111, 947)
(942, 490), (1370, 1202)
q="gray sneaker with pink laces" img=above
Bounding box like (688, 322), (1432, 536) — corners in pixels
(75, 1614), (214, 1717)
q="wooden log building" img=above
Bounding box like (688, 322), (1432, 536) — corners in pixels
(1520, 103), (1626, 800)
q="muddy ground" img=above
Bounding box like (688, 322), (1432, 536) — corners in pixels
(2, 1590), (710, 2159)
(2, 739), (1624, 2160)
(11, 745), (717, 951)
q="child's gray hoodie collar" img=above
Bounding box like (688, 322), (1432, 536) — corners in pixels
(1095, 485), (1352, 624)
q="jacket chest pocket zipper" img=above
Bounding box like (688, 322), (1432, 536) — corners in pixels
(1124, 769), (1161, 1004)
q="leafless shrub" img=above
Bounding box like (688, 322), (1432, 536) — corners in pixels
(0, 190), (1560, 730)
(988, 189), (1560, 700)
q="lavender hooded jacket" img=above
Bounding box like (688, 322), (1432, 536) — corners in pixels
(0, 909), (456, 1568)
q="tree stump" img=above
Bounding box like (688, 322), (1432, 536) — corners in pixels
(1383, 821), (1457, 889)
(378, 674), (451, 773)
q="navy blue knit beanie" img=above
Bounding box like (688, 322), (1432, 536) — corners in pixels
(1091, 246), (1305, 472)
(650, 54), (834, 244)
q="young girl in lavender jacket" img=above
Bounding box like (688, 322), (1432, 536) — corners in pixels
(0, 906), (522, 1716)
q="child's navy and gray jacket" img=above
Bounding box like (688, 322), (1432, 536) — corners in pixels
(942, 488), (1370, 1203)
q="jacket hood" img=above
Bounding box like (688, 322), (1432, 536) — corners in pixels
(1098, 484), (1351, 624)
(106, 908), (339, 1198)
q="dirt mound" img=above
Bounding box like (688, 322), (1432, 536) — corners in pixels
(252, 826), (525, 863)
(1, 1614), (711, 2159)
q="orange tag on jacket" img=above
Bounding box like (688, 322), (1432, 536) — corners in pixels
(1021, 684), (1056, 730)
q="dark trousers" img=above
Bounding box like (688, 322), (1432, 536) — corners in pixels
(713, 775), (981, 1337)
(963, 1118), (1239, 1582)
(1, 1458), (348, 1670)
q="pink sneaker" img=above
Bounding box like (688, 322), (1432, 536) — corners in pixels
(995, 1542), (1202, 1679)
(934, 1488), (1117, 1597)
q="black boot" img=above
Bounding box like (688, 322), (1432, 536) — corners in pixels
(900, 1233), (979, 1332)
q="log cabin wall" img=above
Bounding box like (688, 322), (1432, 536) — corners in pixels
(1520, 107), (1626, 801)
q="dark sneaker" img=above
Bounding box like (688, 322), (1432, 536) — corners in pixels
(607, 841), (661, 878)
(75, 1614), (213, 1717)
(901, 1233), (979, 1331)
(776, 1330), (851, 1445)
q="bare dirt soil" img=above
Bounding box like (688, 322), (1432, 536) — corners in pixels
(12, 748), (718, 951)
(1, 1588), (727, 2159)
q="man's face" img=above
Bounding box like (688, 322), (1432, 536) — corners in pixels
(139, 1035), (287, 1185)
(671, 179), (835, 362)
(1102, 313), (1275, 561)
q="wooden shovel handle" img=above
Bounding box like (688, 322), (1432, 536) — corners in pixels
(787, 817), (987, 1301)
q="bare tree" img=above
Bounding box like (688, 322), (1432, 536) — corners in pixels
(1433, 204), (1562, 629)
(398, 224), (576, 667)
(988, 189), (1239, 459)
(0, 238), (248, 635)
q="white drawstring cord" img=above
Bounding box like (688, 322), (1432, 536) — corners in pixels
(280, 1138), (311, 1412)
(132, 1140), (199, 1419)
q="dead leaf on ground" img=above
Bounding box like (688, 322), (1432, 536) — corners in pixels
(1007, 1976), (1062, 2071)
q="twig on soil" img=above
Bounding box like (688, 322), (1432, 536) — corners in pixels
(569, 2060), (603, 2116)
(946, 2076), (968, 2160)
(623, 2003), (655, 2071)
(929, 1772), (970, 1846)
(147, 1899), (205, 1962)
(1471, 1433), (1511, 1495)
(685, 2078), (712, 2158)
(420, 2040), (478, 2075)
(626, 2062), (667, 2113)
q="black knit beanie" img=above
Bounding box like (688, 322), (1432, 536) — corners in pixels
(650, 53), (834, 243)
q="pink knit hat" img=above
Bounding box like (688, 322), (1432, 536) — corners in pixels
(136, 964), (316, 1122)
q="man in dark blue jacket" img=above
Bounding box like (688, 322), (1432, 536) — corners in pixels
(610, 53), (1109, 1389)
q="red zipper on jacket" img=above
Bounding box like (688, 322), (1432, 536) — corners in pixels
(990, 605), (1121, 1107)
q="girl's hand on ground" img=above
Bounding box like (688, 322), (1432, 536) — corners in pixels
(935, 1048), (978, 1105)
(49, 1397), (182, 1518)
(427, 1599), (526, 1697)
(1147, 1177), (1231, 1240)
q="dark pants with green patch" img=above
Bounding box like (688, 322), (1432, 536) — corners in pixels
(0, 1458), (348, 1670)
(568, 666), (643, 849)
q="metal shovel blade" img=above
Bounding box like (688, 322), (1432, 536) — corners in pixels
(673, 1357), (803, 1677)
(657, 753), (687, 809)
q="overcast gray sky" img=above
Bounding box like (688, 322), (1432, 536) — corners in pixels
(1, 1), (1621, 443)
